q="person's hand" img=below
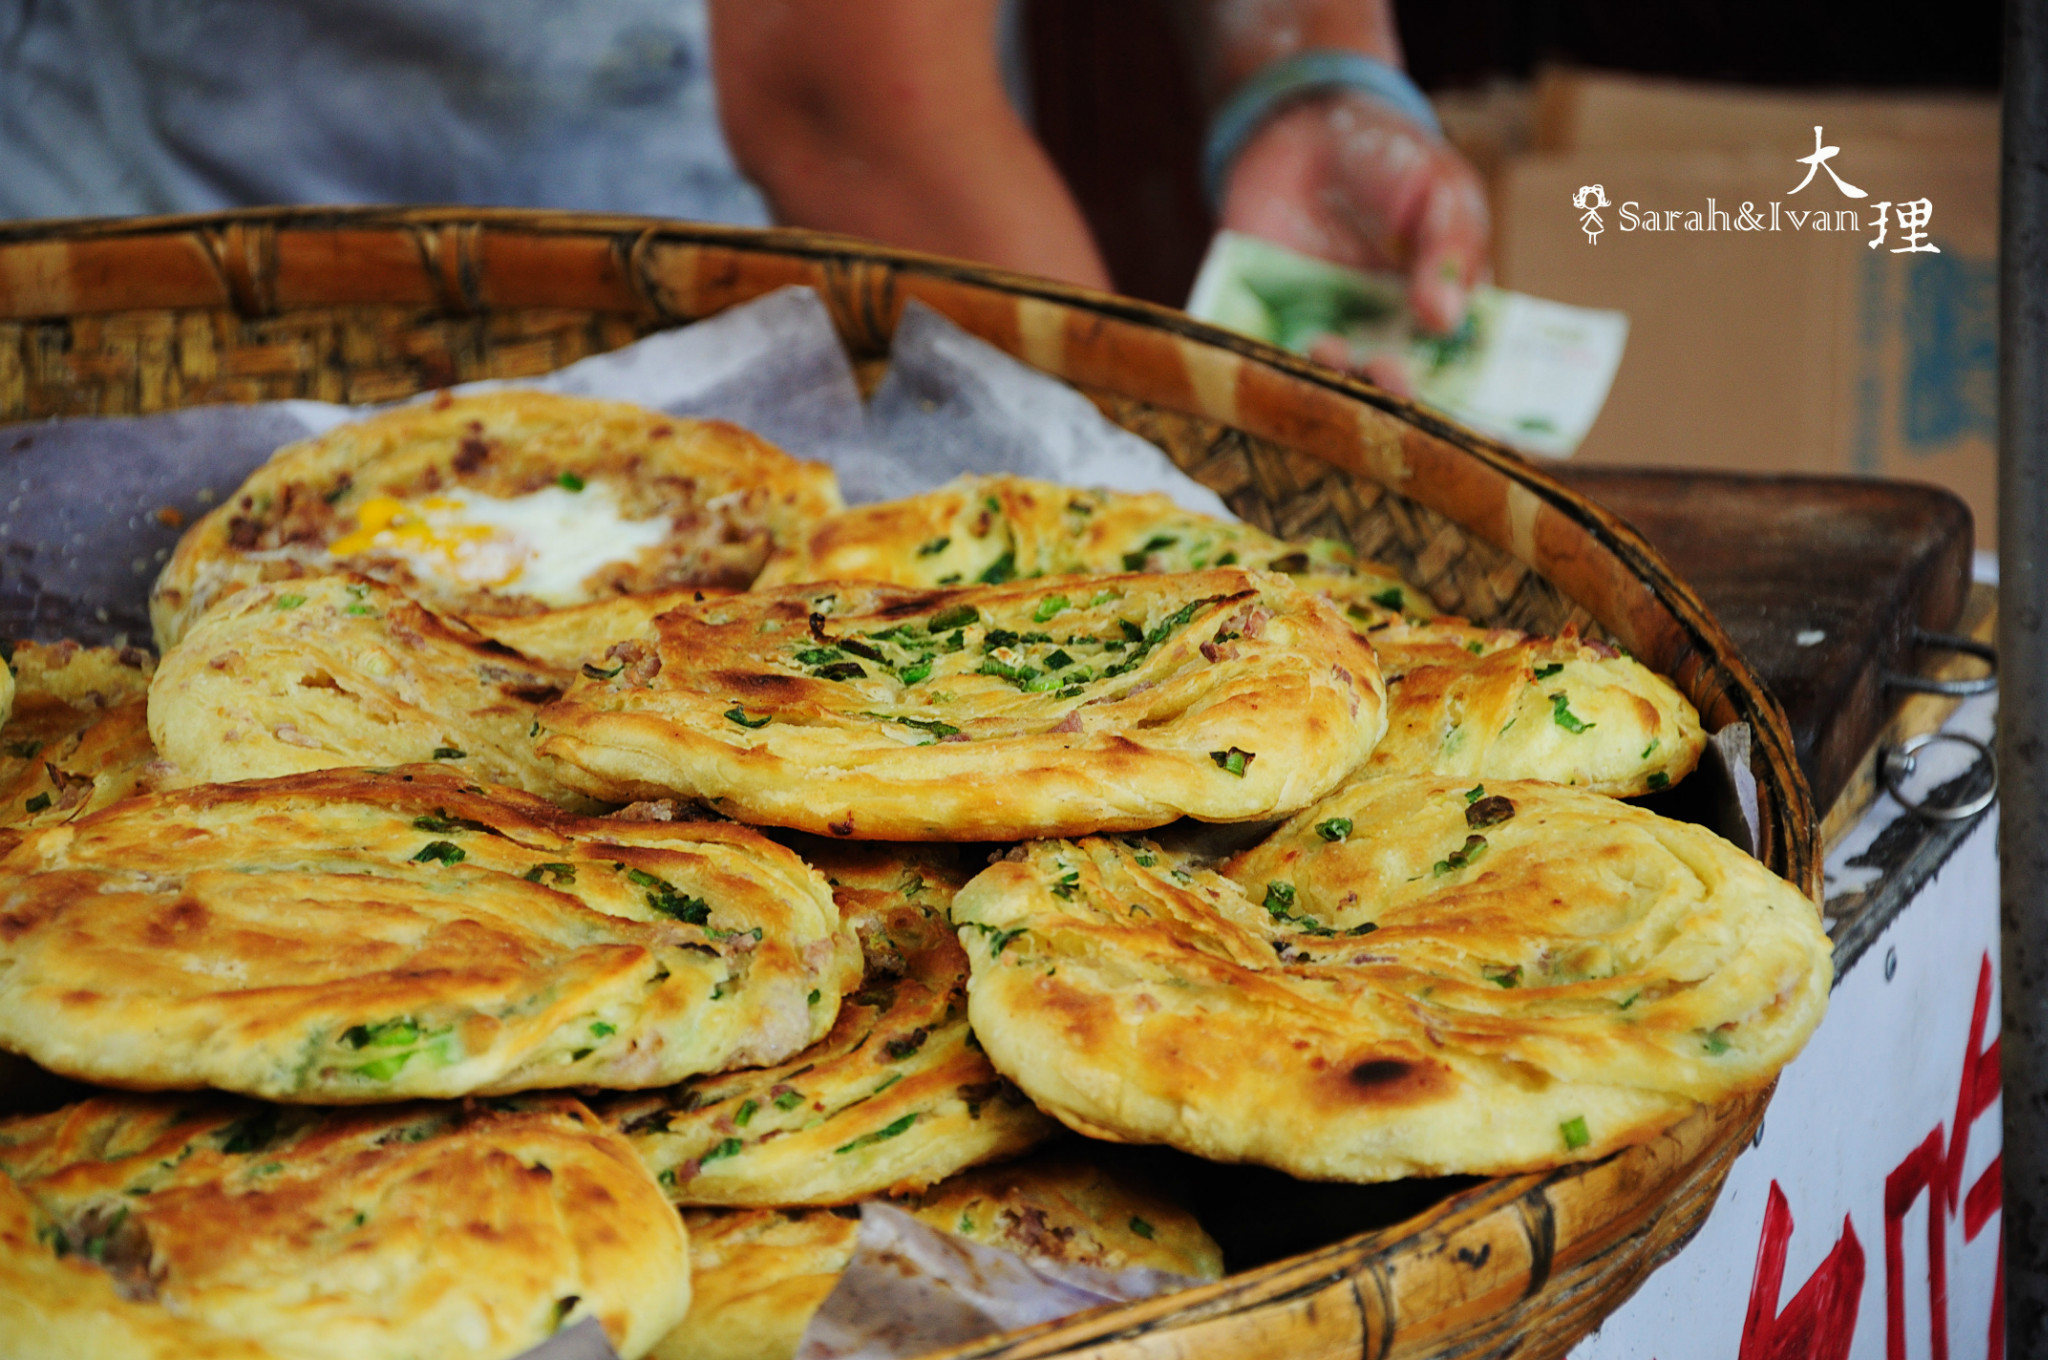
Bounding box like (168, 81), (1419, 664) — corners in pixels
(1218, 91), (1489, 388)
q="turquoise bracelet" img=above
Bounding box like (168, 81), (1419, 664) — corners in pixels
(1201, 49), (1442, 211)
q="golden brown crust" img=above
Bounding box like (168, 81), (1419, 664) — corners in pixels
(150, 391), (842, 649)
(901, 1155), (1222, 1279)
(953, 781), (1831, 1182)
(1365, 625), (1706, 795)
(148, 574), (590, 804)
(460, 588), (725, 672)
(654, 1156), (1220, 1360)
(752, 474), (1413, 626)
(0, 1092), (688, 1360)
(0, 642), (161, 853)
(0, 766), (860, 1101)
(537, 569), (1387, 840)
(603, 843), (1053, 1205)
(655, 1207), (858, 1360)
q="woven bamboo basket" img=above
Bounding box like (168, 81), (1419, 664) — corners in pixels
(0, 208), (1814, 1360)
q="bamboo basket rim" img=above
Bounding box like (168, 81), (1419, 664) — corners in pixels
(0, 207), (1817, 1360)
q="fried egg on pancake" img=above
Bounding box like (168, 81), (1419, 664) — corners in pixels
(753, 472), (1413, 618)
(652, 1155), (1220, 1360)
(538, 569), (1386, 840)
(0, 642), (159, 852)
(0, 1092), (687, 1360)
(0, 766), (859, 1102)
(148, 575), (590, 804)
(150, 391), (842, 649)
(1364, 625), (1705, 796)
(952, 780), (1831, 1181)
(604, 844), (1053, 1205)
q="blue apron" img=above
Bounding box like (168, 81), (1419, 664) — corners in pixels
(0, 0), (771, 222)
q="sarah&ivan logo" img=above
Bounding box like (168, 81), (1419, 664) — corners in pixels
(1573, 127), (1939, 253)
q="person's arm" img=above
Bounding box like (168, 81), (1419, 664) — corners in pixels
(1193, 0), (1488, 337)
(711, 0), (1111, 290)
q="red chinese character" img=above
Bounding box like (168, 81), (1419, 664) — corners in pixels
(1741, 1179), (1866, 1360)
(1945, 955), (2002, 1360)
(1886, 953), (2003, 1360)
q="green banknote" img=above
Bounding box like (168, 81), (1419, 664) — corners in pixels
(1185, 231), (1628, 458)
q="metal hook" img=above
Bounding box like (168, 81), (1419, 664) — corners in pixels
(1878, 730), (1998, 822)
(1883, 629), (1998, 697)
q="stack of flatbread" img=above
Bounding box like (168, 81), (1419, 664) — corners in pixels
(0, 389), (1830, 1360)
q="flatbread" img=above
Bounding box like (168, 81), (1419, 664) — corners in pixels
(0, 766), (859, 1102)
(148, 574), (589, 804)
(953, 778), (1832, 1181)
(652, 1155), (1220, 1360)
(0, 641), (160, 853)
(0, 1092), (687, 1360)
(151, 390), (842, 649)
(1365, 624), (1705, 796)
(901, 1154), (1222, 1279)
(537, 568), (1387, 840)
(460, 588), (722, 672)
(752, 473), (1413, 627)
(604, 843), (1053, 1205)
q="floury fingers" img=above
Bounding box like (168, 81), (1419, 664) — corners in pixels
(951, 776), (1832, 1182)
(0, 766), (860, 1102)
(0, 1093), (689, 1360)
(536, 569), (1388, 840)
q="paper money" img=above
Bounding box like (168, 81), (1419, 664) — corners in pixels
(1186, 230), (1629, 458)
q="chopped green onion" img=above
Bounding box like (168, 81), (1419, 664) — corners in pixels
(836, 1114), (917, 1154)
(1315, 818), (1353, 842)
(1561, 1116), (1591, 1151)
(274, 594), (306, 610)
(1210, 747), (1253, 776)
(557, 472), (586, 492)
(412, 840), (465, 865)
(1549, 692), (1594, 733)
(523, 862), (576, 885)
(927, 604), (980, 634)
(724, 706), (772, 729)
(1433, 834), (1488, 876)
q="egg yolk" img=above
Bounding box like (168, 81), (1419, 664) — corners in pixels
(329, 496), (520, 586)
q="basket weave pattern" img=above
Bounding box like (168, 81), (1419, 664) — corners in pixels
(0, 209), (1811, 1360)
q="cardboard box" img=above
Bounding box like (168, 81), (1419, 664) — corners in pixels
(1532, 68), (1998, 156)
(1494, 74), (1998, 545)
